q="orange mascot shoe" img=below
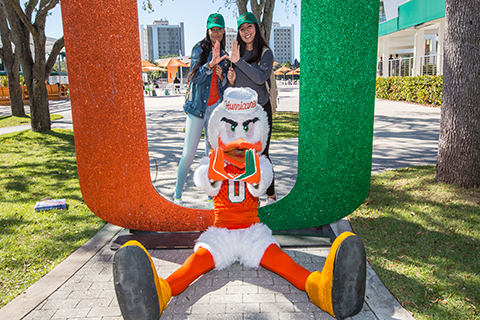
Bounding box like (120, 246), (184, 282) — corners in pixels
(113, 240), (171, 320)
(305, 232), (366, 320)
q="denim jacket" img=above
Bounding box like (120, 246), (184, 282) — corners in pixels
(183, 42), (229, 118)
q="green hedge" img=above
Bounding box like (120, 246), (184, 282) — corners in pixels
(376, 75), (442, 106)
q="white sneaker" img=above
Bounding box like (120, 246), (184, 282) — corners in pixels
(266, 197), (276, 205)
(173, 198), (183, 206)
(206, 199), (214, 209)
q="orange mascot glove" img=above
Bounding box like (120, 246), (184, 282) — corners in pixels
(208, 148), (233, 183)
(234, 149), (261, 185)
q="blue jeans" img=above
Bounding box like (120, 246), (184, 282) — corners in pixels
(174, 100), (220, 199)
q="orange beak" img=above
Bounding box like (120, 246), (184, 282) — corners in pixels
(218, 137), (262, 153)
(218, 137), (262, 169)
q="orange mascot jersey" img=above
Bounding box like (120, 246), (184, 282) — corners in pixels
(213, 164), (261, 229)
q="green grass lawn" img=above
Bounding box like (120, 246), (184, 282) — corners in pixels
(0, 114), (63, 128)
(272, 111), (298, 140)
(350, 166), (480, 320)
(0, 129), (106, 308)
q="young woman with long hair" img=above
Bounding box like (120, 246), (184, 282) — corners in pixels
(225, 12), (277, 204)
(173, 13), (229, 207)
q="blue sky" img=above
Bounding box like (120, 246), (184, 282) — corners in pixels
(45, 0), (301, 60)
(384, 0), (408, 20)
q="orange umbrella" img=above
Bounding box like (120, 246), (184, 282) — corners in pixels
(286, 70), (300, 81)
(142, 66), (166, 72)
(141, 60), (156, 67)
(273, 61), (279, 67)
(157, 58), (189, 68)
(275, 66), (292, 73)
(274, 69), (285, 76)
(294, 67), (300, 73)
(157, 58), (189, 83)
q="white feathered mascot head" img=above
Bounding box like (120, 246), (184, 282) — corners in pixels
(208, 87), (269, 169)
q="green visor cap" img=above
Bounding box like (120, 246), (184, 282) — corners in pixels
(237, 12), (258, 28)
(207, 13), (225, 29)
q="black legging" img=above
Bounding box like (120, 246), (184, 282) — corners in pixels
(261, 100), (275, 197)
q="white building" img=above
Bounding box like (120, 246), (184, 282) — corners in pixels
(377, 0), (445, 77)
(269, 22), (294, 64)
(140, 19), (185, 61)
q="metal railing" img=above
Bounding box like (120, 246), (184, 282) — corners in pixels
(378, 53), (444, 77)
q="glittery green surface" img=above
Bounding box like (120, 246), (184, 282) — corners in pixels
(259, 0), (379, 229)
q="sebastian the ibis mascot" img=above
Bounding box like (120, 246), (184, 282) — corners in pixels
(112, 87), (367, 320)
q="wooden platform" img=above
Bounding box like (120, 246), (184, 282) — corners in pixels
(110, 226), (335, 250)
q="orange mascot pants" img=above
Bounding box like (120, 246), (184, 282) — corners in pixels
(166, 244), (311, 295)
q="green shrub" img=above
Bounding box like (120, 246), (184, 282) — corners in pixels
(375, 75), (442, 106)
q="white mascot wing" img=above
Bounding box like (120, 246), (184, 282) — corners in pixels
(194, 156), (222, 197)
(246, 155), (273, 197)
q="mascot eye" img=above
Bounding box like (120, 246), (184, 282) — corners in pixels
(230, 125), (236, 132)
(243, 125), (249, 132)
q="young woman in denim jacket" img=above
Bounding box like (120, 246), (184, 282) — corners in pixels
(173, 13), (229, 206)
(225, 12), (277, 205)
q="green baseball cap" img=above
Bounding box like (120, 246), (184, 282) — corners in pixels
(206, 13), (225, 29)
(237, 12), (258, 28)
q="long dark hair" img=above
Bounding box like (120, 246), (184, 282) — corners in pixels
(237, 23), (270, 63)
(187, 29), (226, 82)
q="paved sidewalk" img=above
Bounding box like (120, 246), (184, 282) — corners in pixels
(0, 86), (440, 319)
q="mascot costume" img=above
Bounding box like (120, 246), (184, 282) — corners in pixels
(112, 88), (367, 320)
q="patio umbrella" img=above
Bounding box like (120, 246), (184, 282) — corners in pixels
(275, 66), (292, 73)
(157, 58), (189, 83)
(285, 70), (300, 81)
(142, 66), (166, 72)
(141, 60), (156, 68)
(157, 58), (189, 68)
(294, 67), (300, 73)
(273, 61), (279, 67)
(274, 66), (292, 80)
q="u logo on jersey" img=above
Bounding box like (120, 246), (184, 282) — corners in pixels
(228, 180), (246, 203)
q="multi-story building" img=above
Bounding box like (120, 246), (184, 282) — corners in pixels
(379, 0), (386, 22)
(269, 22), (294, 64)
(140, 19), (185, 61)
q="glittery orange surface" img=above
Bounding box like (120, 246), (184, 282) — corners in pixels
(60, 0), (214, 231)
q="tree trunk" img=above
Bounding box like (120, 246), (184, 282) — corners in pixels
(0, 1), (24, 116)
(237, 0), (275, 45)
(2, 0), (52, 132)
(29, 31), (51, 132)
(261, 0), (275, 45)
(436, 0), (480, 188)
(5, 54), (24, 115)
(236, 0), (248, 15)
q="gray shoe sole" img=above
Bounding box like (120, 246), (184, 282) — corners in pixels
(332, 235), (367, 320)
(113, 245), (160, 320)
